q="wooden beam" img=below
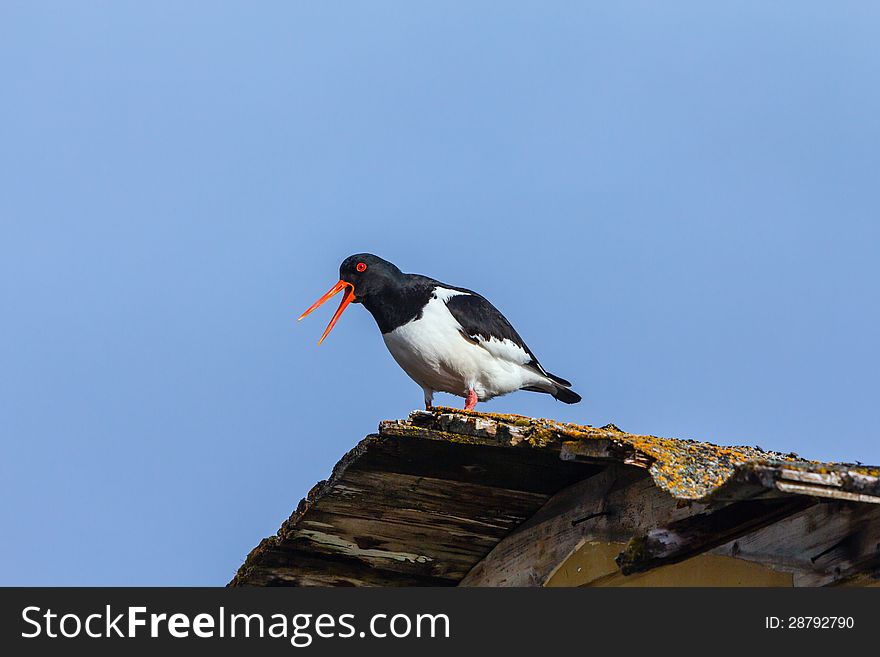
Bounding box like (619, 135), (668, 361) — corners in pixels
(232, 429), (601, 587)
(547, 542), (795, 587)
(616, 497), (814, 575)
(709, 501), (880, 586)
(460, 464), (711, 586)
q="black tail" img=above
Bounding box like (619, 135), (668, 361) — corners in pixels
(546, 371), (572, 387)
(522, 371), (582, 404)
(551, 385), (581, 404)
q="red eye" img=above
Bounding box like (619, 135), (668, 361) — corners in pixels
(356, 262), (367, 272)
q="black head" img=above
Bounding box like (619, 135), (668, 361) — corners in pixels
(299, 253), (405, 344)
(339, 253), (403, 302)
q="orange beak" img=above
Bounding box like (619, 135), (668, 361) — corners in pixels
(298, 280), (356, 345)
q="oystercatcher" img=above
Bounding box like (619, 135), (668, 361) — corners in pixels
(299, 254), (582, 411)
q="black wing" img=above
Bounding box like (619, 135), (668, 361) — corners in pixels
(444, 292), (551, 375)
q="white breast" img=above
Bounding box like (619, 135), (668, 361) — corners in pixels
(381, 287), (549, 401)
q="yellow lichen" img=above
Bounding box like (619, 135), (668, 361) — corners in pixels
(411, 407), (849, 501)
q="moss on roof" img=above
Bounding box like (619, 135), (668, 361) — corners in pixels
(402, 407), (879, 501)
(232, 408), (880, 586)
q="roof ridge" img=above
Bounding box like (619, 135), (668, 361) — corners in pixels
(391, 408), (880, 502)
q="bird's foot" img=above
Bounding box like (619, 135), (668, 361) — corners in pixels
(424, 401), (433, 411)
(464, 389), (478, 411)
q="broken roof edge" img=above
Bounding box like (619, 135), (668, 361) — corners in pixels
(387, 408), (880, 503)
(229, 407), (880, 586)
(229, 434), (383, 587)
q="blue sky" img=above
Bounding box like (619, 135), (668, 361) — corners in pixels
(1, 2), (878, 585)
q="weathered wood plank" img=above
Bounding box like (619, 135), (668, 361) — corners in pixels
(233, 411), (880, 587)
(242, 548), (457, 587)
(547, 542), (794, 587)
(321, 469), (547, 532)
(559, 439), (654, 469)
(233, 426), (601, 586)
(616, 497), (814, 575)
(460, 464), (712, 586)
(271, 470), (558, 583)
(367, 428), (599, 494)
(775, 481), (880, 504)
(711, 502), (880, 586)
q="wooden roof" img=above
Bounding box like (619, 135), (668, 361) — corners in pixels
(230, 409), (880, 587)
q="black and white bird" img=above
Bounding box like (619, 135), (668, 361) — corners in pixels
(299, 254), (581, 411)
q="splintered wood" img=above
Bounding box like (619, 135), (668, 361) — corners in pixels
(231, 409), (880, 587)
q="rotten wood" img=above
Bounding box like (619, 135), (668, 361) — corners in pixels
(710, 502), (880, 586)
(616, 497), (814, 575)
(231, 411), (880, 587)
(231, 427), (600, 586)
(461, 464), (710, 586)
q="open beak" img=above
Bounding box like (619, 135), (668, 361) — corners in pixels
(298, 280), (356, 345)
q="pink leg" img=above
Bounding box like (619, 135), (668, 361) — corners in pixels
(464, 389), (478, 411)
